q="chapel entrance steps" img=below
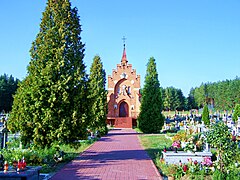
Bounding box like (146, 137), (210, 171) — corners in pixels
(107, 117), (137, 128)
(115, 117), (132, 128)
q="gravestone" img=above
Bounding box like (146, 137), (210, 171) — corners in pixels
(162, 151), (212, 164)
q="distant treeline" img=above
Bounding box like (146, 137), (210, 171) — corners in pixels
(161, 77), (240, 111)
(191, 77), (240, 110)
(0, 74), (20, 112)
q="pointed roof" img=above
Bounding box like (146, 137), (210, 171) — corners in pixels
(121, 44), (128, 66)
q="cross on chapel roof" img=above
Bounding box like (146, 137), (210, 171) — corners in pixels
(121, 36), (128, 66)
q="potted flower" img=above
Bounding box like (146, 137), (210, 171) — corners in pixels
(172, 141), (181, 153)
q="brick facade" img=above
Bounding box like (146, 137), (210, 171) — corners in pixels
(107, 45), (141, 128)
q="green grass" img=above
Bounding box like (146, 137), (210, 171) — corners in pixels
(139, 134), (172, 161)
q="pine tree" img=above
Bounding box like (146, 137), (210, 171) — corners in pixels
(137, 57), (164, 133)
(8, 0), (88, 147)
(202, 104), (210, 125)
(88, 56), (108, 136)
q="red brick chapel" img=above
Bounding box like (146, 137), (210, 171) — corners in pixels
(107, 43), (141, 128)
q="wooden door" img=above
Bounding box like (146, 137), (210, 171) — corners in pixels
(119, 102), (129, 117)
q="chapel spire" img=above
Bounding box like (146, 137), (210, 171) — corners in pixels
(121, 36), (128, 66)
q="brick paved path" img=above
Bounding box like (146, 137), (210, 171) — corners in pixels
(51, 129), (162, 180)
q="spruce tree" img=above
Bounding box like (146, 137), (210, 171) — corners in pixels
(88, 56), (108, 136)
(202, 104), (210, 125)
(8, 0), (88, 147)
(137, 57), (164, 133)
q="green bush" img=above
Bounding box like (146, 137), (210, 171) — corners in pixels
(213, 169), (240, 180)
(0, 138), (96, 173)
(6, 138), (21, 149)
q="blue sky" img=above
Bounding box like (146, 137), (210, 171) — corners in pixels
(0, 0), (239, 96)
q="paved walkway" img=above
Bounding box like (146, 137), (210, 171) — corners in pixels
(51, 129), (162, 180)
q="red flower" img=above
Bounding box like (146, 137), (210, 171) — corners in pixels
(183, 164), (188, 172)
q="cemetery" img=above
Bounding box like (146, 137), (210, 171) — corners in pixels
(156, 111), (240, 179)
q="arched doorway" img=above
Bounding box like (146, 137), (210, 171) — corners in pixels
(119, 101), (129, 117)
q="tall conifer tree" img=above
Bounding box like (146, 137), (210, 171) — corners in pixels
(137, 57), (164, 133)
(88, 56), (108, 135)
(8, 0), (89, 147)
(202, 104), (210, 125)
(233, 104), (240, 122)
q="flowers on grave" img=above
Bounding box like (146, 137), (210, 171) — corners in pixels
(172, 141), (181, 153)
(183, 164), (188, 172)
(172, 141), (181, 148)
(201, 156), (212, 167)
(183, 133), (204, 152)
(172, 131), (188, 142)
(186, 159), (202, 174)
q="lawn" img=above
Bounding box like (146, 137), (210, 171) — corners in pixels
(138, 134), (172, 165)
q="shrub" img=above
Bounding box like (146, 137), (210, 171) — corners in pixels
(0, 138), (96, 173)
